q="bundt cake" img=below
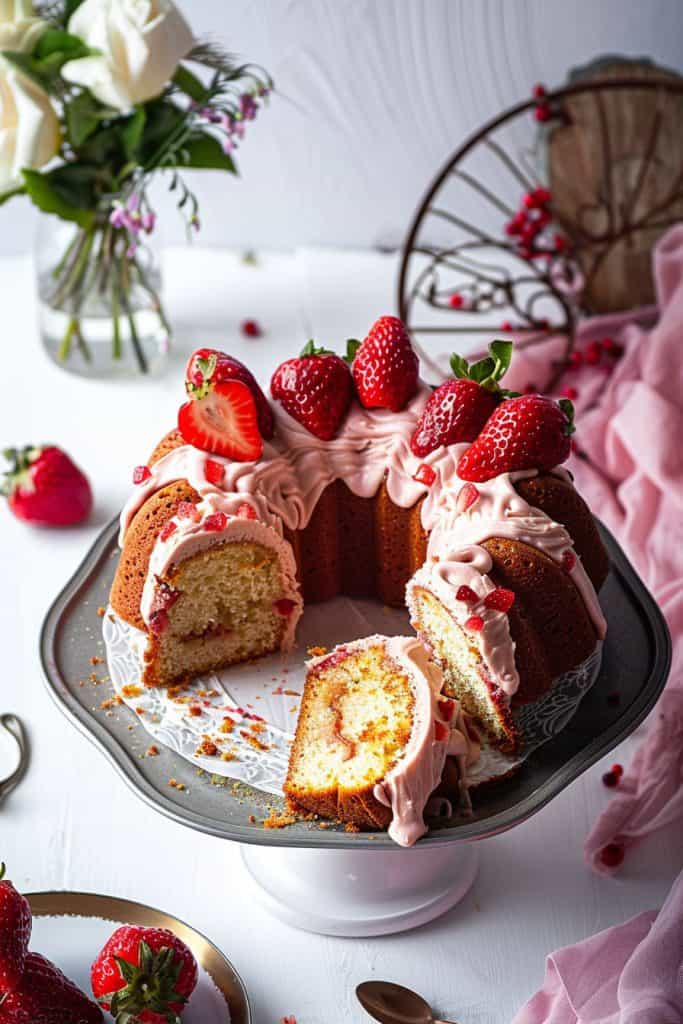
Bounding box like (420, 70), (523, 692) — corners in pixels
(110, 324), (607, 759)
(284, 634), (480, 846)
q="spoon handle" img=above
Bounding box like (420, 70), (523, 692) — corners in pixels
(434, 1019), (460, 1024)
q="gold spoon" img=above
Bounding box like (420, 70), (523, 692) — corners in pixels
(356, 981), (459, 1024)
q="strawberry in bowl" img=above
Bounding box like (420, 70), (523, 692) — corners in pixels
(91, 924), (198, 1023)
(2, 446), (93, 527)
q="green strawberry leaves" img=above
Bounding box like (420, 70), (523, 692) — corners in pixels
(300, 340), (334, 357)
(344, 338), (361, 364)
(558, 398), (576, 435)
(109, 941), (186, 1024)
(450, 340), (520, 399)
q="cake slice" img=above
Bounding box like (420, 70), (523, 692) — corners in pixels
(284, 635), (479, 846)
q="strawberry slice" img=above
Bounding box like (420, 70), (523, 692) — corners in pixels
(178, 380), (262, 462)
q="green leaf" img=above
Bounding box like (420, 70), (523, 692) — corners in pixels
(558, 398), (576, 435)
(300, 339), (333, 357)
(121, 106), (146, 160)
(344, 338), (360, 364)
(449, 353), (470, 379)
(138, 99), (185, 165)
(34, 29), (89, 61)
(0, 185), (25, 207)
(0, 51), (47, 89)
(173, 64), (208, 103)
(23, 168), (96, 226)
(177, 132), (236, 172)
(65, 90), (102, 148)
(488, 339), (513, 378)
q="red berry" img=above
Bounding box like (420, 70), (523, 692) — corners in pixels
(534, 103), (551, 122)
(178, 379), (263, 462)
(602, 770), (619, 788)
(465, 615), (484, 631)
(0, 863), (31, 995)
(204, 512), (227, 532)
(532, 83), (547, 99)
(148, 608), (169, 635)
(522, 192), (535, 209)
(562, 549), (577, 572)
(456, 585), (478, 604)
(91, 925), (197, 1018)
(483, 587), (515, 612)
(274, 598), (297, 616)
(534, 187), (552, 205)
(457, 394), (574, 482)
(185, 348), (274, 439)
(159, 520), (177, 542)
(434, 720), (449, 742)
(2, 952), (101, 1023)
(567, 350), (583, 369)
(501, 321), (512, 332)
(585, 347), (601, 366)
(177, 500), (200, 521)
(133, 465), (151, 484)
(237, 502), (258, 519)
(553, 233), (567, 251)
(611, 763), (624, 777)
(455, 482), (480, 514)
(351, 315), (419, 412)
(439, 698), (456, 722)
(599, 843), (625, 868)
(600, 337), (616, 352)
(411, 379), (498, 457)
(271, 342), (354, 440)
(241, 319), (262, 337)
(2, 445), (93, 527)
(413, 463), (436, 486)
(205, 457), (225, 485)
(561, 385), (578, 400)
(449, 293), (464, 309)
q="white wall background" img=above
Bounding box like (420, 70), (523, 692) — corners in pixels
(1, 0), (682, 257)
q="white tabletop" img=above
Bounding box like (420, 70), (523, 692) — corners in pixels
(1, 246), (679, 1024)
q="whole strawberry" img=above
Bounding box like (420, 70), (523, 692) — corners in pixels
(2, 446), (92, 527)
(0, 952), (102, 1024)
(0, 864), (31, 995)
(351, 316), (419, 412)
(91, 925), (198, 1024)
(457, 394), (575, 482)
(185, 348), (274, 439)
(411, 341), (516, 456)
(271, 341), (353, 440)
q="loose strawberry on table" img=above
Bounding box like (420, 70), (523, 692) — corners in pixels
(185, 349), (274, 439)
(457, 394), (575, 482)
(0, 952), (102, 1024)
(410, 340), (516, 456)
(91, 925), (198, 1024)
(0, 864), (31, 995)
(271, 341), (353, 440)
(350, 315), (419, 412)
(2, 446), (93, 527)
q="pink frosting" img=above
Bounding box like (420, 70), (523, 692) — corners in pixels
(119, 390), (606, 687)
(308, 634), (480, 847)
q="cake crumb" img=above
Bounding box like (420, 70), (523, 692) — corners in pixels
(188, 705), (202, 717)
(344, 822), (360, 833)
(248, 814), (256, 824)
(146, 745), (159, 757)
(97, 606), (106, 617)
(121, 684), (143, 698)
(263, 811), (297, 829)
(283, 689), (300, 697)
(90, 655), (104, 666)
(240, 730), (270, 752)
(220, 751), (238, 762)
(219, 718), (234, 734)
(307, 646), (327, 657)
(135, 706), (145, 716)
(100, 696), (122, 710)
(196, 737), (218, 757)
(168, 778), (185, 791)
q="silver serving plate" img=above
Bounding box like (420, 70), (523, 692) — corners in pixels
(40, 518), (671, 849)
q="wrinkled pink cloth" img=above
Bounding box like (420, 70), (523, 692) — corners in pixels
(512, 869), (683, 1023)
(506, 225), (683, 1022)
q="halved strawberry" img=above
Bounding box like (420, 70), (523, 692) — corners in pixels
(178, 380), (262, 462)
(185, 348), (274, 439)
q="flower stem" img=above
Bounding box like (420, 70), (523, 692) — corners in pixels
(111, 278), (121, 360)
(120, 255), (148, 373)
(57, 316), (79, 361)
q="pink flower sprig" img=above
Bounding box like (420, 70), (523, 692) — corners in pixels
(109, 191), (157, 258)
(197, 81), (270, 155)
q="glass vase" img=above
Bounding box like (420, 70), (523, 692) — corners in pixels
(35, 215), (171, 378)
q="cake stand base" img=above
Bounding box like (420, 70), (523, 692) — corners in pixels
(240, 841), (479, 936)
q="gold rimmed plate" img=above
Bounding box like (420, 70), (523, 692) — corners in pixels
(26, 891), (249, 1023)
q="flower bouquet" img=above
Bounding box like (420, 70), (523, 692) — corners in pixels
(0, 0), (272, 375)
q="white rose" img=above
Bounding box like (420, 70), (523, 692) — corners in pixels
(0, 2), (58, 194)
(0, 0), (47, 52)
(62, 0), (194, 112)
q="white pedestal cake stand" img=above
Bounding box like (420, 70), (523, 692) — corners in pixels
(40, 519), (671, 937)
